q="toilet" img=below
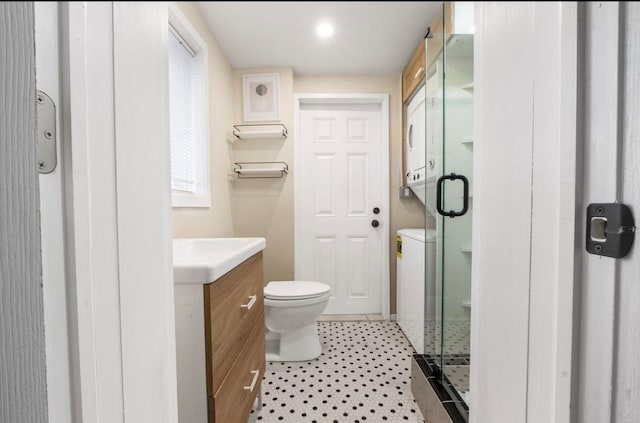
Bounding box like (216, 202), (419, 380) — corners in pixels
(264, 281), (331, 362)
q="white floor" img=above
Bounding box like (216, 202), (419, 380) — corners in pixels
(250, 321), (425, 422)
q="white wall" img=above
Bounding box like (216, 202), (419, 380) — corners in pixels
(232, 67), (295, 284)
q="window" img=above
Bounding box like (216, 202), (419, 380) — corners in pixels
(168, 6), (209, 207)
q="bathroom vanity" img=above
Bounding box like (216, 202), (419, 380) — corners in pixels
(173, 238), (266, 423)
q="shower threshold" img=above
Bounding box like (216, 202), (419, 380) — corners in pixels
(411, 354), (468, 423)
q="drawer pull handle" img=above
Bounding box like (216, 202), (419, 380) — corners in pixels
(244, 370), (260, 392)
(414, 67), (424, 79)
(241, 295), (257, 310)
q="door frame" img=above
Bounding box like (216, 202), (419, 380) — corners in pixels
(55, 3), (178, 421)
(471, 3), (578, 422)
(575, 3), (640, 421)
(293, 93), (391, 319)
(35, 2), (73, 421)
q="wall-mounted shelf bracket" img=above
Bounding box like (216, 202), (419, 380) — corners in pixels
(233, 161), (289, 179)
(232, 124), (288, 140)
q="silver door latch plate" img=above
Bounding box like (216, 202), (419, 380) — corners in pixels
(36, 90), (57, 174)
(586, 203), (635, 258)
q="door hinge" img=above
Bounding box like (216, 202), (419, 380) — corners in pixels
(36, 90), (57, 174)
(586, 203), (635, 258)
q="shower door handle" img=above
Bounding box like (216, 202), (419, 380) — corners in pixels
(436, 173), (469, 218)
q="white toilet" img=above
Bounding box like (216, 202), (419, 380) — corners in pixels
(264, 281), (331, 362)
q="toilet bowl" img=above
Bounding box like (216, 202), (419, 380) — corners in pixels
(264, 281), (330, 362)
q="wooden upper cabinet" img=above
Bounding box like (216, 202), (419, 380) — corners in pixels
(403, 2), (457, 104)
(426, 2), (454, 71)
(402, 39), (426, 103)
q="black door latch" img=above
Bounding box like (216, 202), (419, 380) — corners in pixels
(586, 203), (635, 258)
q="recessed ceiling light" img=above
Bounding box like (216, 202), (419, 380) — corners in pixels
(316, 22), (334, 39)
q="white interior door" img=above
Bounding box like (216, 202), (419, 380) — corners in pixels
(35, 3), (73, 421)
(297, 101), (386, 314)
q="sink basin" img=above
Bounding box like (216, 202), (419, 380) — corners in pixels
(173, 238), (266, 284)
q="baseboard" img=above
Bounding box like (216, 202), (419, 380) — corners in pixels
(389, 314), (397, 321)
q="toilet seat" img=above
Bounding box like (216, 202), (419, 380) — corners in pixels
(264, 281), (330, 301)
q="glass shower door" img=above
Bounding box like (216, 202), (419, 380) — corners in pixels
(425, 3), (474, 421)
(439, 29), (473, 416)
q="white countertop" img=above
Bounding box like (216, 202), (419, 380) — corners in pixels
(172, 237), (266, 284)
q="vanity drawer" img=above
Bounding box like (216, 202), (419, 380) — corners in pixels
(212, 322), (265, 423)
(204, 252), (264, 397)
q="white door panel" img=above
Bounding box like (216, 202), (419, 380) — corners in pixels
(299, 104), (384, 314)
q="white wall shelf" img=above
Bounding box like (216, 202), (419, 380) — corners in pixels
(461, 82), (474, 93)
(460, 137), (474, 145)
(461, 245), (472, 253)
(232, 123), (287, 140)
(233, 161), (288, 179)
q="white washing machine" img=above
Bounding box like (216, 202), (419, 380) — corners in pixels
(396, 228), (436, 354)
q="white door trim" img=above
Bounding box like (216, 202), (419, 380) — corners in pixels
(59, 3), (178, 421)
(471, 3), (578, 422)
(293, 93), (390, 319)
(35, 2), (73, 421)
(575, 3), (633, 422)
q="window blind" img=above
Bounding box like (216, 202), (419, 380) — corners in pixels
(168, 29), (202, 193)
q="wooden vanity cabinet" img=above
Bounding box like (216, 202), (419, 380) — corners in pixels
(203, 252), (265, 423)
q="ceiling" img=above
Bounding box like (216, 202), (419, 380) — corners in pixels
(195, 2), (441, 75)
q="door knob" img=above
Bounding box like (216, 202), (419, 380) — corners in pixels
(373, 207), (380, 214)
(371, 220), (380, 228)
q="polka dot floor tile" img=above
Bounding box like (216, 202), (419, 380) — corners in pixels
(250, 321), (425, 423)
(425, 320), (471, 356)
(443, 365), (469, 395)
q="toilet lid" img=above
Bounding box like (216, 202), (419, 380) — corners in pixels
(264, 281), (330, 300)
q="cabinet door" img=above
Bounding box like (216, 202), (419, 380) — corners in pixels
(204, 253), (264, 396)
(403, 41), (426, 103)
(213, 322), (266, 423)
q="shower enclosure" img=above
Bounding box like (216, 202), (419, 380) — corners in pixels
(416, 3), (474, 422)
